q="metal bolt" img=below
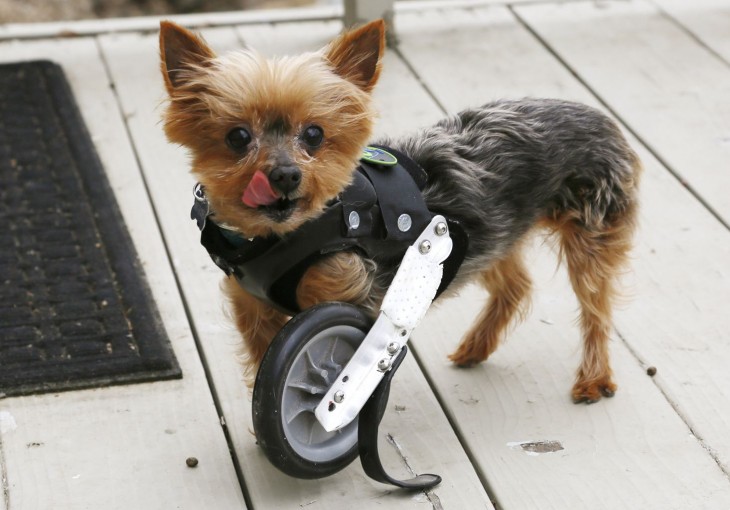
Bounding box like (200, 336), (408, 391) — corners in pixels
(377, 358), (392, 371)
(397, 213), (412, 232)
(193, 183), (206, 202)
(387, 342), (400, 354)
(348, 211), (360, 230)
(334, 390), (345, 403)
(419, 240), (432, 254)
(435, 222), (448, 236)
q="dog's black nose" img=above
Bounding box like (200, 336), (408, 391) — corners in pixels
(269, 166), (301, 194)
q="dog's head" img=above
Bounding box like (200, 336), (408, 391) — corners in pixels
(159, 20), (385, 238)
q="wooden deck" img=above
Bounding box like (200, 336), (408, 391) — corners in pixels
(2, 0), (730, 508)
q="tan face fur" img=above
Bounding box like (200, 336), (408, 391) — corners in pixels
(159, 20), (385, 238)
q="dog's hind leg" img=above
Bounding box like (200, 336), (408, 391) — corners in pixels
(449, 247), (533, 366)
(556, 210), (636, 403)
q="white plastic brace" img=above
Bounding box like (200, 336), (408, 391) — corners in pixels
(314, 215), (453, 432)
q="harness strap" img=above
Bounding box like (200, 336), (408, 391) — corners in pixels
(191, 146), (469, 315)
(358, 346), (442, 490)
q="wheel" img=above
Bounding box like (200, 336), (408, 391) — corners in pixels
(252, 302), (372, 479)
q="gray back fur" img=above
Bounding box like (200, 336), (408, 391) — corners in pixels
(376, 98), (639, 285)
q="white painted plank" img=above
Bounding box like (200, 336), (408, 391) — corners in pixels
(397, 6), (730, 509)
(101, 23), (493, 509)
(0, 428), (7, 510)
(0, 38), (245, 509)
(515, 0), (730, 225)
(653, 0), (730, 64)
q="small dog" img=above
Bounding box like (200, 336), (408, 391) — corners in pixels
(159, 19), (640, 403)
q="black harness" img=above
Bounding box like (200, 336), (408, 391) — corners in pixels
(191, 146), (468, 316)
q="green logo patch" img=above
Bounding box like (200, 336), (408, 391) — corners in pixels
(361, 146), (398, 166)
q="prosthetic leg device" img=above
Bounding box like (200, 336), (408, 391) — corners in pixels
(252, 216), (452, 489)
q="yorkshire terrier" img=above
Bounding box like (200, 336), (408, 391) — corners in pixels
(159, 19), (640, 403)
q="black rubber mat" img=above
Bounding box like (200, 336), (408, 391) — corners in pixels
(0, 61), (181, 396)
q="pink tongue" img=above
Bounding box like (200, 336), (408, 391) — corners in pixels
(242, 171), (279, 207)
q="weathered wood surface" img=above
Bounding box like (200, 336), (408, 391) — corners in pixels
(396, 5), (730, 509)
(514, 0), (730, 227)
(653, 0), (730, 63)
(0, 37), (246, 510)
(2, 1), (730, 508)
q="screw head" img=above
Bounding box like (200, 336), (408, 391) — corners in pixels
(435, 222), (448, 236)
(397, 213), (412, 232)
(419, 240), (432, 254)
(348, 211), (360, 230)
(377, 358), (392, 371)
(387, 342), (400, 354)
(334, 390), (345, 403)
(193, 183), (205, 202)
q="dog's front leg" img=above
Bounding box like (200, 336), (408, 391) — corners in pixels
(223, 277), (289, 379)
(223, 252), (378, 383)
(296, 251), (380, 315)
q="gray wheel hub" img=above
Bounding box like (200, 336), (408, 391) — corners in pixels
(281, 324), (363, 462)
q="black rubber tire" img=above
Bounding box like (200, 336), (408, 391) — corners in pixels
(252, 302), (372, 479)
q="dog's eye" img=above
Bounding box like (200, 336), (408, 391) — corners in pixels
(301, 125), (324, 148)
(226, 127), (252, 152)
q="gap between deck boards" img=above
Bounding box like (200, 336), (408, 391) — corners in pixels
(407, 345), (502, 510)
(388, 43), (516, 509)
(92, 33), (253, 508)
(508, 5), (730, 234)
(649, 0), (730, 68)
(616, 329), (730, 479)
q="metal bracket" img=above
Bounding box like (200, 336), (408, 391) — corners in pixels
(314, 215), (452, 432)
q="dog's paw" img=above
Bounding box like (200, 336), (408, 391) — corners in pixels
(448, 329), (499, 367)
(448, 346), (487, 368)
(571, 377), (617, 404)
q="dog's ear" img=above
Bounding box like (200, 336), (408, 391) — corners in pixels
(324, 19), (385, 93)
(159, 21), (216, 94)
